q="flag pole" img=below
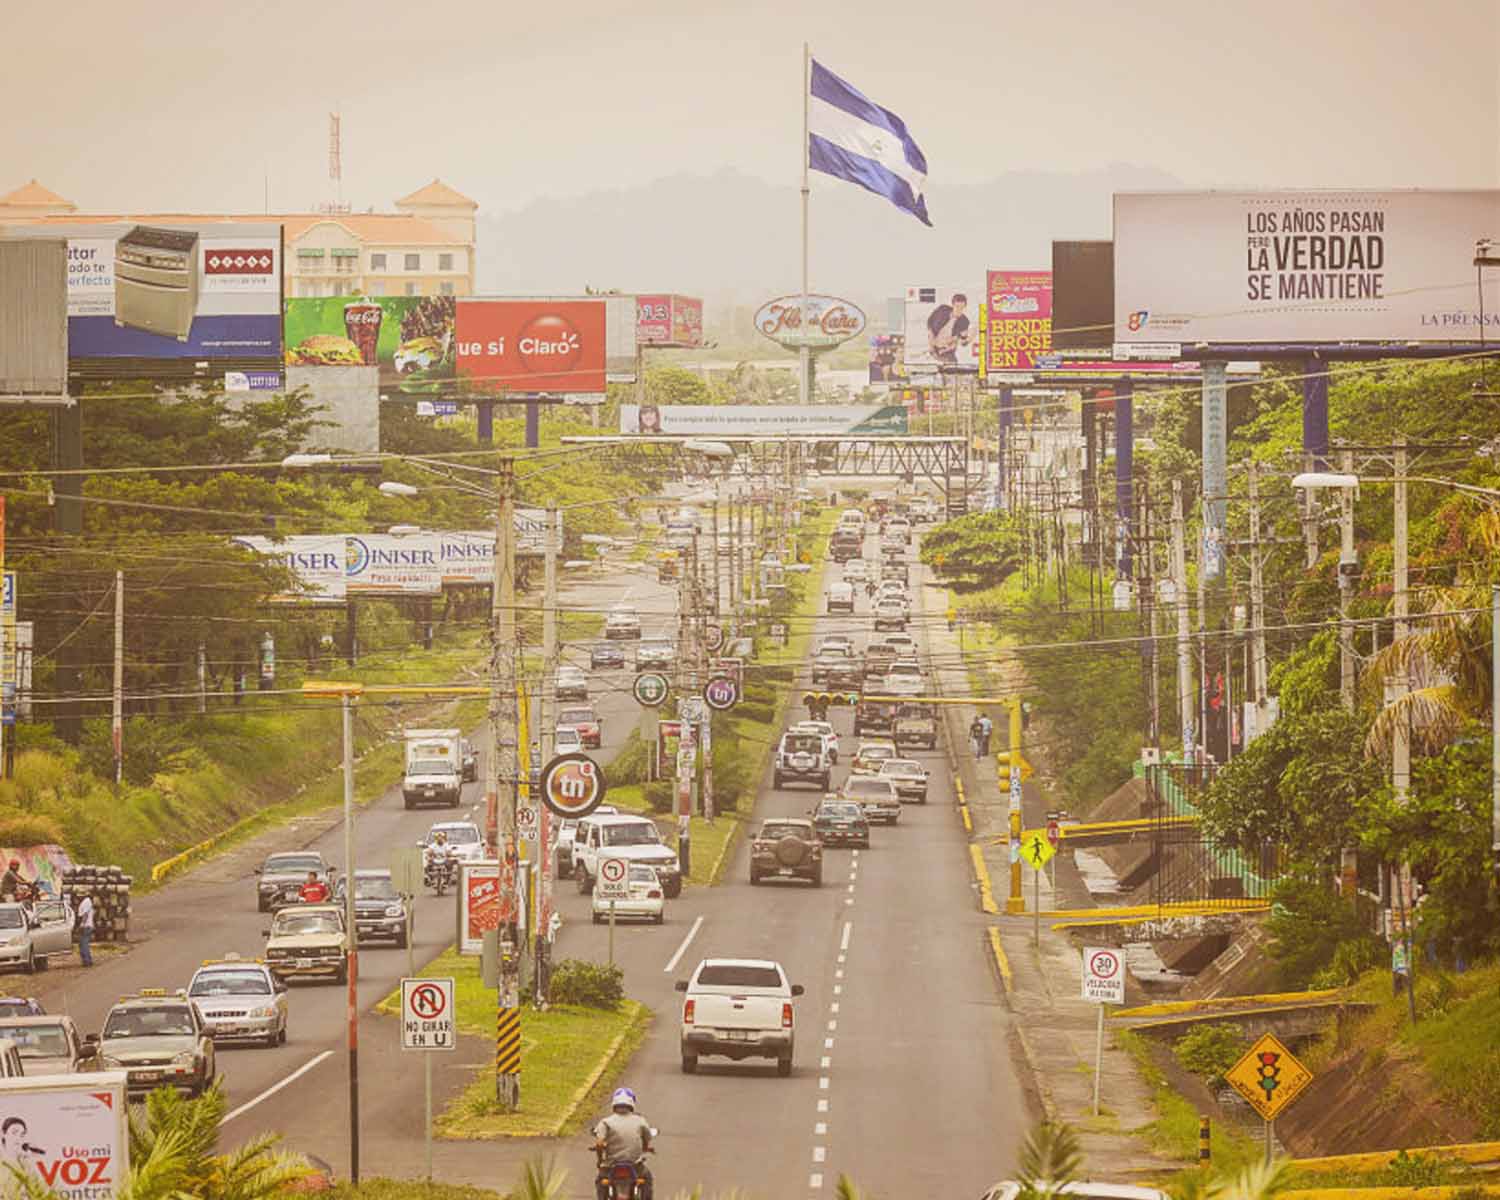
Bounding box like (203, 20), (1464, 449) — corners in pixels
(799, 41), (810, 407)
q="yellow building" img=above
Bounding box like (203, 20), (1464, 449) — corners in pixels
(0, 178), (478, 299)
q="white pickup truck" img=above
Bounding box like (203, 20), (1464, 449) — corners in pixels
(573, 813), (683, 898)
(675, 957), (804, 1077)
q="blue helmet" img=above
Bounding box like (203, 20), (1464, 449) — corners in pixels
(610, 1087), (637, 1112)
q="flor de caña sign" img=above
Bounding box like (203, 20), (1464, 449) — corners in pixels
(755, 294), (867, 350)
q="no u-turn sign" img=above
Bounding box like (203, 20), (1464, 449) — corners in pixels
(402, 977), (456, 1051)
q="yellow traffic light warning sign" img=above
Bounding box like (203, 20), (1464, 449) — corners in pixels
(1225, 1033), (1314, 1121)
(1019, 830), (1055, 871)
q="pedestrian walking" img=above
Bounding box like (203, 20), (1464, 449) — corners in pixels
(978, 713), (993, 758)
(76, 893), (94, 968)
(969, 716), (984, 758)
(1391, 937), (1410, 996)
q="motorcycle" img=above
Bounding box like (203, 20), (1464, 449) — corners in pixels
(595, 1148), (654, 1200)
(423, 851), (459, 897)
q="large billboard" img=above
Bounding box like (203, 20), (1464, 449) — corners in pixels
(985, 270), (1053, 371)
(637, 294), (704, 348)
(904, 285), (982, 372)
(619, 404), (907, 436)
(0, 240), (67, 397)
(869, 333), (908, 384)
(284, 296), (454, 393)
(456, 299), (608, 394)
(1114, 190), (1500, 345)
(754, 295), (867, 350)
(3, 221), (282, 371)
(1052, 240), (1114, 350)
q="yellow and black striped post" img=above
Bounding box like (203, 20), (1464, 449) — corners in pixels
(496, 1004), (522, 1095)
(1198, 1115), (1211, 1166)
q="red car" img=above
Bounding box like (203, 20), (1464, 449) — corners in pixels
(556, 704), (602, 749)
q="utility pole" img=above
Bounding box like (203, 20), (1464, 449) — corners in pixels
(489, 457), (520, 1110)
(1247, 461), (1268, 709)
(1338, 449), (1357, 709)
(112, 571), (123, 786)
(341, 691), (359, 1183)
(1390, 436), (1414, 970)
(536, 506), (559, 1002)
(1171, 481), (1193, 760)
(710, 497), (721, 619)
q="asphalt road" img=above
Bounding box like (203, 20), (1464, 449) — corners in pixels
(15, 512), (1026, 1195)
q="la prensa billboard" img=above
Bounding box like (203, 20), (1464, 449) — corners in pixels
(1113, 189), (1500, 345)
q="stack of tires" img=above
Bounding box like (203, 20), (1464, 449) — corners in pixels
(61, 865), (132, 944)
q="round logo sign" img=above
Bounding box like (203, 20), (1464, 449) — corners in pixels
(633, 672), (670, 708)
(1088, 949), (1121, 980)
(753, 294), (867, 351)
(703, 676), (738, 712)
(539, 753), (607, 819)
(517, 313), (584, 377)
(705, 624), (724, 652)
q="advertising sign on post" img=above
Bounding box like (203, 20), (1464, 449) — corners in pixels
(619, 404), (907, 437)
(869, 333), (908, 384)
(754, 295), (867, 350)
(285, 296), (455, 391)
(343, 534), (443, 596)
(456, 299), (609, 394)
(904, 284), (984, 372)
(636, 295), (704, 347)
(458, 862), (505, 956)
(1113, 189), (1500, 345)
(985, 271), (1053, 371)
(0, 1072), (130, 1199)
(231, 534), (347, 603)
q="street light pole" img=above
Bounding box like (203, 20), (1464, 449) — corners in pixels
(489, 457), (520, 1110)
(341, 691), (359, 1183)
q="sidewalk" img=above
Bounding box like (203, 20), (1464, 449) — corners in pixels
(923, 580), (1178, 1176)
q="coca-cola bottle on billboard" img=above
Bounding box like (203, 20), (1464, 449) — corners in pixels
(343, 300), (383, 366)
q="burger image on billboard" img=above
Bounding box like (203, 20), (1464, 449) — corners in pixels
(285, 333), (364, 366)
(284, 296), (456, 392)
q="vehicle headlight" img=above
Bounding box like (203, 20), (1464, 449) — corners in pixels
(100, 1055), (124, 1069)
(384, 905), (404, 918)
(250, 1004), (277, 1018)
(172, 1051), (197, 1066)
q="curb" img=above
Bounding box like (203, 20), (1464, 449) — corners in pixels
(547, 1001), (652, 1137)
(1290, 1141), (1500, 1175)
(970, 844), (999, 914)
(702, 815), (745, 888)
(986, 926), (1014, 995)
(1281, 1190), (1500, 1200)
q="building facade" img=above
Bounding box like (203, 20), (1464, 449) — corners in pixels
(0, 178), (478, 299)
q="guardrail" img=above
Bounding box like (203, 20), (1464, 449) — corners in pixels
(150, 835), (218, 885)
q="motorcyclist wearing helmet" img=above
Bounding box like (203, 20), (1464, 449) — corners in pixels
(424, 831), (455, 869)
(592, 1086), (654, 1200)
(0, 861), (23, 903)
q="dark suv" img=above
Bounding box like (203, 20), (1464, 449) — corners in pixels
(811, 799), (870, 849)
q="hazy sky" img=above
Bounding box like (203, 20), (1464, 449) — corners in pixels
(4, 0), (1497, 217)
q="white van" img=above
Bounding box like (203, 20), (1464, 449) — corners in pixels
(826, 580), (855, 614)
(837, 509), (865, 534)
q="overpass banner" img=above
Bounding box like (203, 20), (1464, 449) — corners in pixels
(619, 404), (908, 436)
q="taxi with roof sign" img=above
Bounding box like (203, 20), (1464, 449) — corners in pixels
(96, 988), (216, 1096)
(188, 955), (288, 1047)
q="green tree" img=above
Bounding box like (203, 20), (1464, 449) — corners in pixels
(918, 512), (1025, 591)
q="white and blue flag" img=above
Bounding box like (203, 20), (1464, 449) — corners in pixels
(809, 59), (931, 226)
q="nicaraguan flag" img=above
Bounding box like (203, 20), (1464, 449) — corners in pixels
(809, 59), (931, 226)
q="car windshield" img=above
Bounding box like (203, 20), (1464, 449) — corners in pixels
(846, 778), (892, 798)
(0, 1002), (36, 1018)
(884, 760), (922, 773)
(265, 855), (322, 874)
(860, 745), (895, 759)
(558, 669), (584, 681)
(0, 1024), (68, 1059)
(627, 865), (658, 883)
(556, 730), (581, 747)
(784, 735), (821, 753)
(761, 823), (808, 839)
(272, 912), (341, 937)
(190, 971), (271, 997)
(434, 826), (479, 844)
(820, 803), (862, 819)
(605, 824), (661, 847)
(696, 964), (783, 988)
(353, 877), (398, 900)
(558, 708), (593, 724)
(0, 911), (23, 931)
(104, 1006), (195, 1039)
(410, 758), (453, 775)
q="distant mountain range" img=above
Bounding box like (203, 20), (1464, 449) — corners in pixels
(475, 162), (1183, 332)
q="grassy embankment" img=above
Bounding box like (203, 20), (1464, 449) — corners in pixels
(0, 624), (491, 881)
(376, 947), (649, 1139)
(602, 509), (837, 884)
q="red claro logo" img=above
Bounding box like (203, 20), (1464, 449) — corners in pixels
(517, 314), (583, 376)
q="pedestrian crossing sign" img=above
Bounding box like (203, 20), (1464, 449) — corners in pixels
(1020, 830), (1055, 870)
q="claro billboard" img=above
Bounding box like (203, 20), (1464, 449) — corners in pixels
(4, 221), (283, 375)
(1113, 189), (1500, 345)
(456, 299), (608, 394)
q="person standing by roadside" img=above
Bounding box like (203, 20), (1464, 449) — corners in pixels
(977, 713), (993, 758)
(76, 893), (94, 967)
(969, 716), (984, 758)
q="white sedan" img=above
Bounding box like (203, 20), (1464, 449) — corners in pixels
(591, 863), (665, 924)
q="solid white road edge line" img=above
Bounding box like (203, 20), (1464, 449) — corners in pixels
(222, 1050), (334, 1124)
(813, 1147), (827, 1163)
(810, 1173), (824, 1189)
(818, 1098), (829, 1113)
(816, 1121), (828, 1135)
(840, 921), (852, 951)
(663, 915), (704, 973)
(819, 1077), (830, 1090)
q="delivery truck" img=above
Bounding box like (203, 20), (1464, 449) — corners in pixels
(402, 728), (463, 810)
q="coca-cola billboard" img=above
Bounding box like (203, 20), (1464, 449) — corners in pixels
(754, 294), (867, 350)
(455, 299), (608, 394)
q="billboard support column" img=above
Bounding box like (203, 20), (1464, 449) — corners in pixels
(524, 402), (539, 451)
(1300, 357), (1330, 567)
(1115, 381), (1134, 580)
(997, 386), (1013, 511)
(477, 401), (494, 446)
(52, 398), (83, 744)
(1201, 362), (1228, 583)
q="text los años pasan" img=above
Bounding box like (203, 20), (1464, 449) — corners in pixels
(1245, 208), (1384, 303)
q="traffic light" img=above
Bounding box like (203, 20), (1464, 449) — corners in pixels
(1256, 1051), (1281, 1103)
(800, 692), (861, 709)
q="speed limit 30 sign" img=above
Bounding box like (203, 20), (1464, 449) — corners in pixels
(1081, 947), (1125, 1005)
(401, 977), (456, 1051)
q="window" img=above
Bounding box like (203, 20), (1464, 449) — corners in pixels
(404, 253), (420, 271)
(696, 964), (783, 988)
(440, 281), (455, 296)
(438, 253), (454, 271)
(369, 253), (387, 270)
(405, 282), (419, 296)
(296, 248), (325, 259)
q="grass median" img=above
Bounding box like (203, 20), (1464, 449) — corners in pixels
(376, 947), (650, 1139)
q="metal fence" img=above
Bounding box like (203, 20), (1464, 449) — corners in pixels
(1144, 761), (1281, 907)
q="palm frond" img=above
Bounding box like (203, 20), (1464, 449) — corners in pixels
(513, 1155), (569, 1200)
(209, 1135), (317, 1200)
(1365, 683), (1472, 757)
(1214, 1158), (1295, 1200)
(1015, 1121), (1084, 1200)
(117, 1124), (193, 1200)
(834, 1175), (865, 1200)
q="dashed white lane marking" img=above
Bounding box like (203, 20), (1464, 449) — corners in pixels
(816, 1121), (828, 1135)
(837, 954), (846, 965)
(663, 916), (704, 973)
(828, 1019), (837, 1030)
(813, 1147), (827, 1164)
(846, 884), (855, 893)
(824, 1037), (834, 1049)
(833, 985), (842, 995)
(844, 898), (853, 906)
(852, 849), (860, 858)
(820, 1055), (832, 1068)
(818, 1098), (829, 1113)
(835, 969), (844, 979)
(223, 1051), (334, 1124)
(819, 1076), (830, 1090)
(810, 1173), (824, 1190)
(830, 1002), (840, 1013)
